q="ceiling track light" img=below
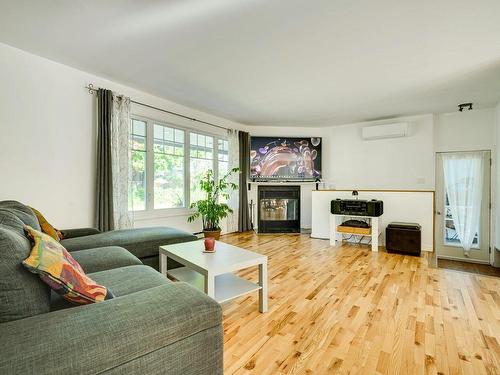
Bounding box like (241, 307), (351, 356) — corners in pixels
(458, 103), (473, 112)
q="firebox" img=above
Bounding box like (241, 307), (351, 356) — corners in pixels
(258, 185), (300, 233)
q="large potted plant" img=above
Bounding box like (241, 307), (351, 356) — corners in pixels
(188, 168), (239, 240)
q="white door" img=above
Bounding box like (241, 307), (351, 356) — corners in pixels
(435, 151), (490, 263)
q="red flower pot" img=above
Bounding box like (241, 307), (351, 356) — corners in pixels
(204, 237), (216, 252)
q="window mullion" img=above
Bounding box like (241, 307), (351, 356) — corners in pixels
(146, 119), (154, 211)
(214, 137), (218, 183)
(185, 130), (191, 207)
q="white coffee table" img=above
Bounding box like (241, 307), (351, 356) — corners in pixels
(159, 240), (268, 313)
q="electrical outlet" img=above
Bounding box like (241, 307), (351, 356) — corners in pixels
(416, 177), (426, 185)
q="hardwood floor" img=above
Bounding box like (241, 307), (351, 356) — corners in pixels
(220, 232), (500, 375)
(437, 259), (500, 278)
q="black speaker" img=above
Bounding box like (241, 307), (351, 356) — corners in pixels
(331, 199), (342, 214)
(366, 200), (383, 217)
(386, 222), (421, 256)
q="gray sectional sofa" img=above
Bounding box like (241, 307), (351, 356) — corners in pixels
(60, 224), (197, 270)
(0, 201), (223, 375)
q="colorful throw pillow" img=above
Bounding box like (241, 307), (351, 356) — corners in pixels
(29, 207), (63, 241)
(22, 226), (114, 305)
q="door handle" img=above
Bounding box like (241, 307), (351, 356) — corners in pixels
(436, 211), (441, 215)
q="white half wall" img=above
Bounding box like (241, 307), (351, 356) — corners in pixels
(0, 42), (244, 230)
(311, 190), (435, 251)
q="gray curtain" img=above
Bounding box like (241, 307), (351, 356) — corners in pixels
(95, 89), (114, 231)
(238, 131), (252, 231)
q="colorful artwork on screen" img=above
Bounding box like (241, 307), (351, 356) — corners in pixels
(250, 137), (322, 180)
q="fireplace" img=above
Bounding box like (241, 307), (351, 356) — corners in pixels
(258, 185), (300, 233)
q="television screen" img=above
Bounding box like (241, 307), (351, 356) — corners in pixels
(250, 136), (322, 180)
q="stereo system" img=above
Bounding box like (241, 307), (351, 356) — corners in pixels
(331, 199), (383, 217)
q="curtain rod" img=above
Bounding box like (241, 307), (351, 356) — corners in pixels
(85, 83), (231, 132)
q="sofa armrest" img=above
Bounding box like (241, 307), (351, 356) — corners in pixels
(0, 283), (222, 375)
(60, 227), (101, 239)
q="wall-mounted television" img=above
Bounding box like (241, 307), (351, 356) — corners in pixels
(250, 136), (322, 181)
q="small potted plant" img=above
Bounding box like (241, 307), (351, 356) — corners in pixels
(188, 168), (239, 240)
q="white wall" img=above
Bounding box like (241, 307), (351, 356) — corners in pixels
(435, 109), (495, 152)
(324, 114), (435, 190)
(495, 103), (500, 265)
(247, 117), (435, 229)
(2, 40), (498, 246)
(248, 111), (498, 242)
(0, 42), (244, 230)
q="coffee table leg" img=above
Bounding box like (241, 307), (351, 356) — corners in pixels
(259, 262), (268, 313)
(204, 272), (215, 299)
(160, 252), (167, 275)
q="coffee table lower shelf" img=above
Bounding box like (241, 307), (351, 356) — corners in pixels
(168, 267), (262, 303)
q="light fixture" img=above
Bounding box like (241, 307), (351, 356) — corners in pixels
(458, 103), (473, 112)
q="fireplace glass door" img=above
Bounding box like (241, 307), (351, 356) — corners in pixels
(260, 198), (299, 221)
(258, 186), (300, 233)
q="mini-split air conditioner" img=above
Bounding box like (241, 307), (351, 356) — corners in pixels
(361, 122), (408, 140)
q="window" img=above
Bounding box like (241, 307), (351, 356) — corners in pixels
(218, 139), (229, 177)
(154, 124), (185, 208)
(128, 116), (228, 213)
(218, 139), (229, 203)
(190, 132), (214, 204)
(129, 119), (147, 211)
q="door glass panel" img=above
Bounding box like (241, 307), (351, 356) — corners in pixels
(443, 192), (479, 248)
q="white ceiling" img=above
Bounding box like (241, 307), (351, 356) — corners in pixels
(1, 0), (500, 126)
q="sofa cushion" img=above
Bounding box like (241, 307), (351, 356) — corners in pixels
(0, 200), (40, 231)
(2, 282), (223, 375)
(50, 265), (169, 311)
(61, 227), (197, 259)
(140, 254), (184, 271)
(71, 246), (143, 274)
(0, 224), (51, 323)
(90, 265), (170, 295)
(0, 208), (26, 236)
(60, 227), (101, 239)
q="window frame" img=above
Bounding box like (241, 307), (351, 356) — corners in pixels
(150, 121), (187, 211)
(130, 114), (228, 219)
(129, 118), (148, 212)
